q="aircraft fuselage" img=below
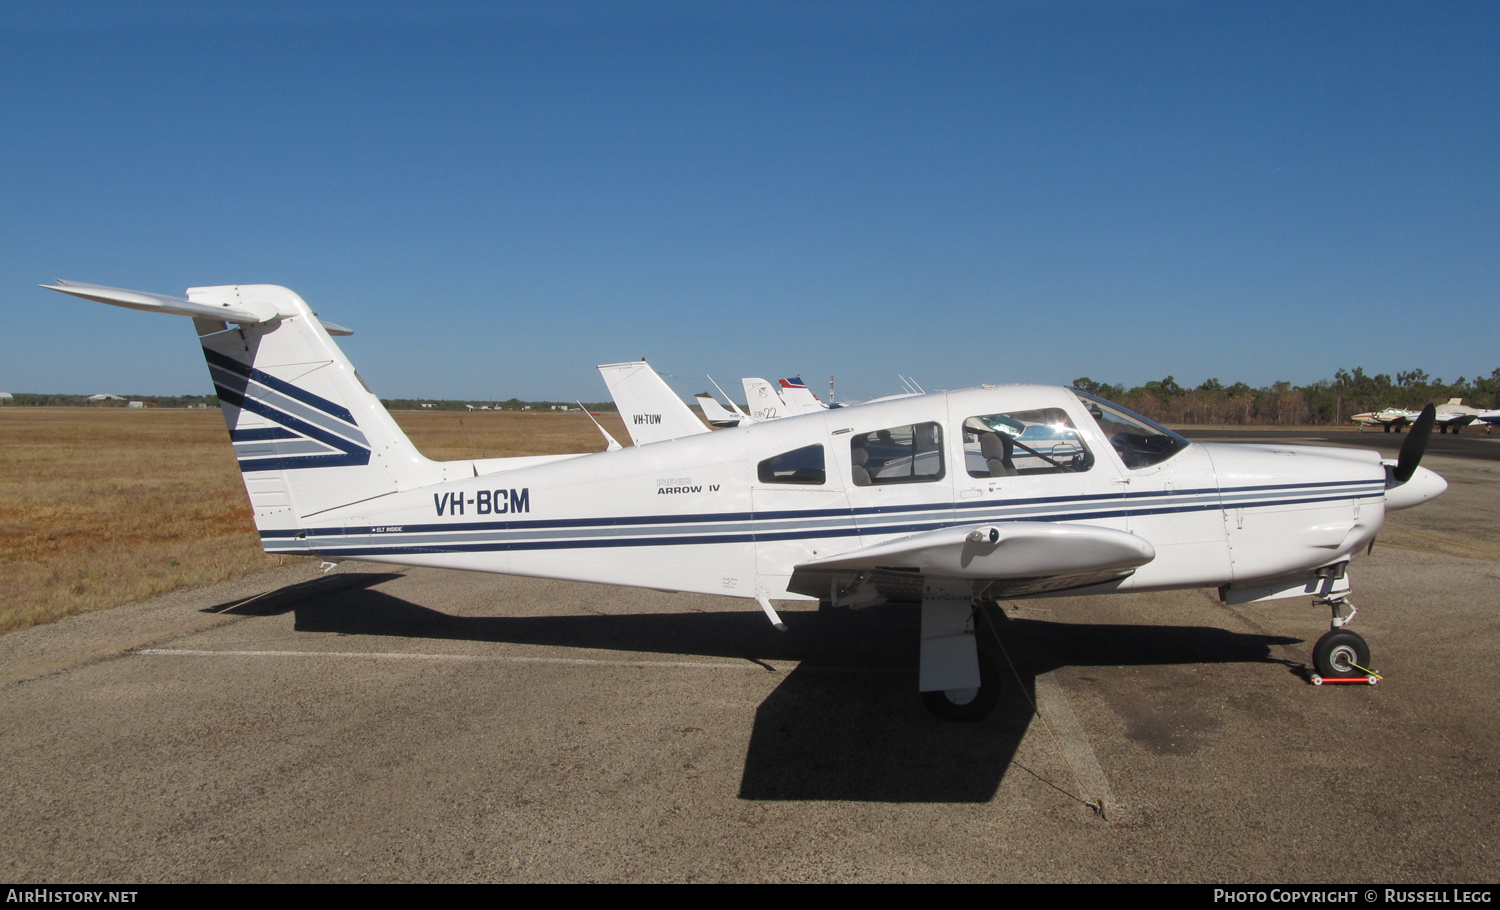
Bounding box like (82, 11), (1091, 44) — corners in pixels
(266, 385), (1401, 607)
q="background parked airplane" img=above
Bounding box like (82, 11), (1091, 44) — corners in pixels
(596, 360), (710, 446)
(1351, 407), (1417, 432)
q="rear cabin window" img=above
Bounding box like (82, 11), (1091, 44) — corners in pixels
(758, 444), (826, 484)
(850, 422), (945, 486)
(963, 408), (1094, 477)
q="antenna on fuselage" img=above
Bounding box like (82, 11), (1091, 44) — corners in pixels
(577, 401), (623, 451)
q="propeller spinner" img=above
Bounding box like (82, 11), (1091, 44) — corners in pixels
(1384, 403), (1446, 510)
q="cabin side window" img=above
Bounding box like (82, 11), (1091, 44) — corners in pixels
(963, 408), (1093, 477)
(850, 422), (945, 486)
(757, 444), (826, 484)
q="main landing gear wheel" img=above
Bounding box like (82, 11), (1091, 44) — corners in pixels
(921, 652), (1000, 722)
(1313, 629), (1371, 679)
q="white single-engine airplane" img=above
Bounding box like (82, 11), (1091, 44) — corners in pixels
(45, 280), (1449, 719)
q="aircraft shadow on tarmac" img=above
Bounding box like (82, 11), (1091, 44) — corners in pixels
(207, 572), (1301, 804)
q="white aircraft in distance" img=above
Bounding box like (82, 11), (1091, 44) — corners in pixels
(701, 375), (839, 427)
(774, 376), (828, 414)
(1353, 400), (1498, 435)
(743, 376), (830, 420)
(1351, 407), (1418, 433)
(603, 364), (812, 434)
(695, 391), (750, 428)
(45, 279), (1449, 720)
(596, 360), (710, 446)
(742, 377), (789, 421)
(1432, 399), (1500, 435)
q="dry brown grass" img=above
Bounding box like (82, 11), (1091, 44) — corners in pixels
(388, 409), (631, 460)
(0, 408), (628, 634)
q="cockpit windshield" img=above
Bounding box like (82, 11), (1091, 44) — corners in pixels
(1071, 390), (1191, 469)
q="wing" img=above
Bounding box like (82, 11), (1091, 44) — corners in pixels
(787, 521), (1156, 602)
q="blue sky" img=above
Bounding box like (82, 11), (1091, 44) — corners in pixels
(3, 1), (1497, 403)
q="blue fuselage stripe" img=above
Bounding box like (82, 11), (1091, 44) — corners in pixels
(267, 483), (1383, 556)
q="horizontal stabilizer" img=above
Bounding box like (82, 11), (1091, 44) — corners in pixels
(45, 279), (274, 324)
(44, 280), (353, 335)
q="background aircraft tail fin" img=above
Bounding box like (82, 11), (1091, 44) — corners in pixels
(597, 360), (710, 445)
(741, 378), (783, 420)
(776, 376), (826, 415)
(695, 393), (744, 427)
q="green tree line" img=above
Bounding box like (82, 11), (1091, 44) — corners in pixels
(1073, 368), (1500, 426)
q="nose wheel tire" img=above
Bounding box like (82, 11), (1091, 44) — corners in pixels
(921, 652), (1000, 722)
(1313, 630), (1371, 679)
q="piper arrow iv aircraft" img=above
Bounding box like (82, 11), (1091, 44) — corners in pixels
(44, 280), (1450, 720)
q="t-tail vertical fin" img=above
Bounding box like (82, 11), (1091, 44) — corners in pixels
(44, 281), (448, 552)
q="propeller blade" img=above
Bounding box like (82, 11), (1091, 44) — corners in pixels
(1392, 404), (1437, 484)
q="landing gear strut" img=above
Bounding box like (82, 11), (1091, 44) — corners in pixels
(922, 650), (1000, 722)
(919, 593), (1001, 721)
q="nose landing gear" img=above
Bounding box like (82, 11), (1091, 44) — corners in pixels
(1310, 597), (1379, 683)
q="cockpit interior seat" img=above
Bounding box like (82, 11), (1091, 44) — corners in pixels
(979, 432), (1017, 477)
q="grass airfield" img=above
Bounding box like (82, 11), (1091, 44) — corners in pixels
(2, 410), (1498, 882)
(0, 408), (628, 632)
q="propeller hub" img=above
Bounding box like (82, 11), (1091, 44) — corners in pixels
(1385, 465), (1447, 511)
